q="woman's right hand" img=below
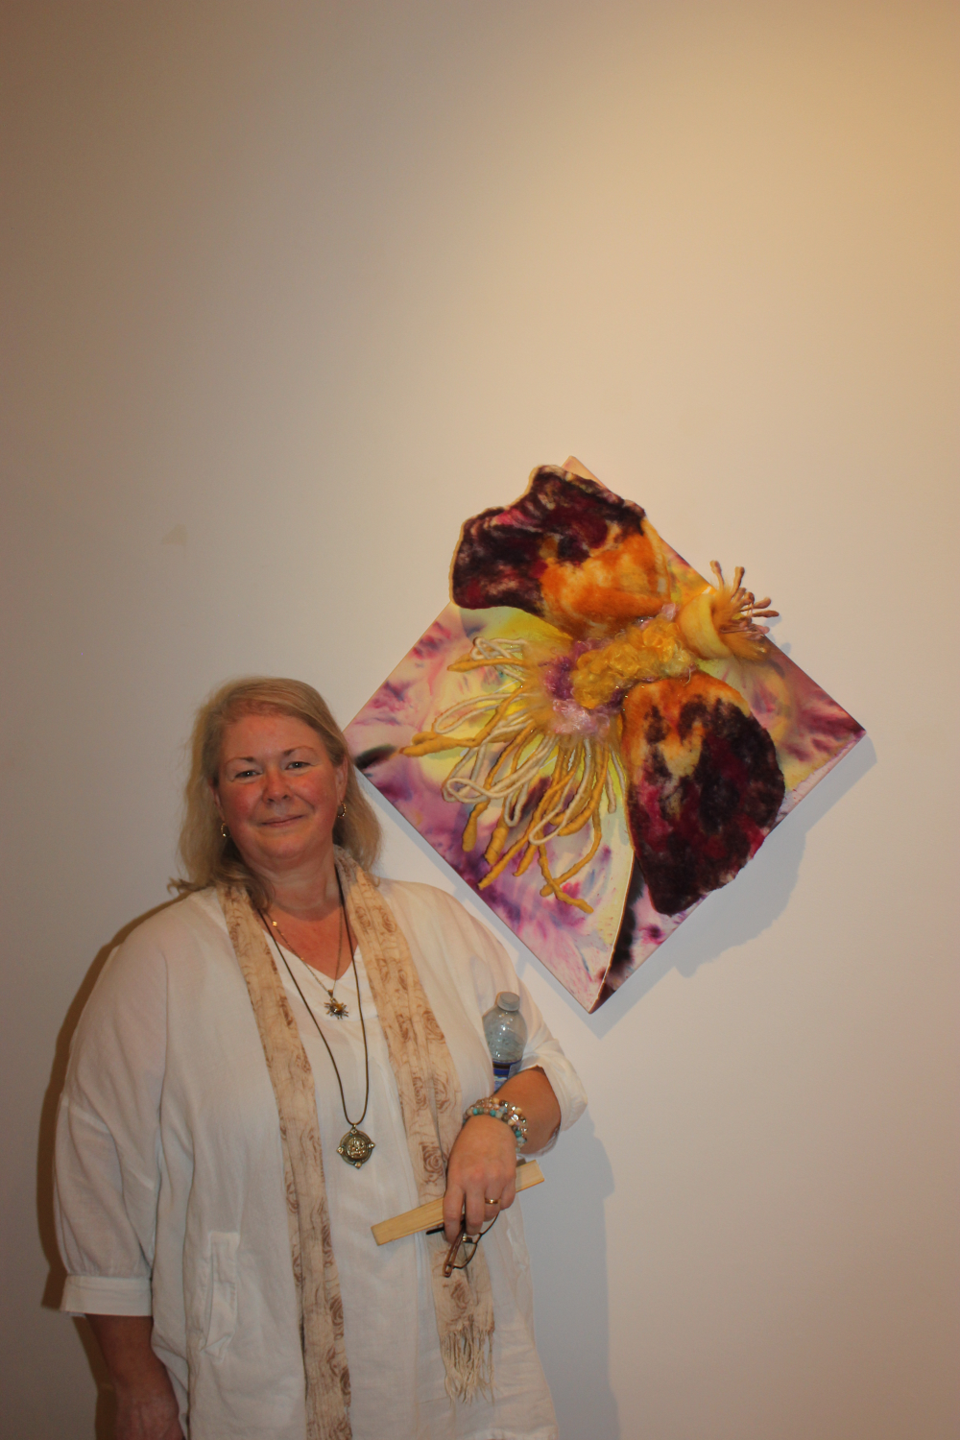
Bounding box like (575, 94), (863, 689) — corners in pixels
(114, 1388), (184, 1440)
(86, 1315), (184, 1440)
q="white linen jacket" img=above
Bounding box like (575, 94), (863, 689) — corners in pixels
(55, 881), (587, 1439)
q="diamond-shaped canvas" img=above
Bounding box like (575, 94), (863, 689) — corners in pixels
(345, 460), (864, 1011)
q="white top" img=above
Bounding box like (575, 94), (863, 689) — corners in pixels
(55, 880), (587, 1440)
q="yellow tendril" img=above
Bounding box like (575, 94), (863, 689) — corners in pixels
(676, 562), (777, 661)
(401, 636), (621, 911)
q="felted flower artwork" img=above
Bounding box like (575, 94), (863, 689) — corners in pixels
(345, 459), (864, 1011)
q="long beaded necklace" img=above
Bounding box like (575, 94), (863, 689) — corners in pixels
(261, 872), (375, 1169)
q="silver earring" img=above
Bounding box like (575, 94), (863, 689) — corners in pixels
(220, 822), (230, 839)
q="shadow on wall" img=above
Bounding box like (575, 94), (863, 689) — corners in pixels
(364, 735), (875, 1036)
(36, 898), (181, 1440)
(527, 1113), (619, 1439)
(590, 734), (877, 1037)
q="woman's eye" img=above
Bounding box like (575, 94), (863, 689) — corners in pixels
(286, 760), (309, 770)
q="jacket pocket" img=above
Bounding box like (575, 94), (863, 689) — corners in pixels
(200, 1230), (239, 1359)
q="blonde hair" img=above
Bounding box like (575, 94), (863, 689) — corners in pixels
(175, 676), (382, 910)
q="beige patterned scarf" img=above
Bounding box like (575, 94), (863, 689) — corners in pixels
(218, 850), (494, 1440)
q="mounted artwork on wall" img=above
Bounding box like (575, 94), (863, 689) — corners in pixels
(345, 459), (864, 1011)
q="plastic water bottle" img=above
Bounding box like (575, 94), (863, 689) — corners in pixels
(482, 992), (528, 1090)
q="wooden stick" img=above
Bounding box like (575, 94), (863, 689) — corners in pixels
(371, 1161), (545, 1246)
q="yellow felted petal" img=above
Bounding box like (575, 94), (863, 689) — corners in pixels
(677, 590), (731, 660)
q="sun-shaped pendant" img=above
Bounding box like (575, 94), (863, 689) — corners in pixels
(325, 997), (349, 1019)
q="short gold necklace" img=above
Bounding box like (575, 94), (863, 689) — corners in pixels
(261, 872), (375, 1169)
(267, 898), (349, 1018)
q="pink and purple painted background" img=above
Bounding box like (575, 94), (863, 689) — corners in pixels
(345, 469), (863, 1011)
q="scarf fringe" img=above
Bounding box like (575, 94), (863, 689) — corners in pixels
(441, 1327), (495, 1403)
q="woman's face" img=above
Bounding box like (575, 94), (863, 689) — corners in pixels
(213, 710), (347, 884)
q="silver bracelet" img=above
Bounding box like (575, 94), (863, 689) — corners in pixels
(463, 1096), (528, 1149)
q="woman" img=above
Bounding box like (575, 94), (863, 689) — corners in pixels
(55, 677), (586, 1440)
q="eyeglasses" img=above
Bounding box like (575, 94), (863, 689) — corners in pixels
(427, 1213), (500, 1277)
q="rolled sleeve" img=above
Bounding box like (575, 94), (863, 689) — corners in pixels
(517, 1026), (587, 1135)
(61, 1274), (153, 1317)
(54, 935), (168, 1316)
(54, 1097), (156, 1315)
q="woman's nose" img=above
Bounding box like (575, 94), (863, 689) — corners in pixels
(262, 765), (289, 799)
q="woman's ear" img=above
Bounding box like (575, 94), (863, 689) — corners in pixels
(209, 780), (224, 819)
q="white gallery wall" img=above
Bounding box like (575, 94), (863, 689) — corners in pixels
(3, 3), (957, 1436)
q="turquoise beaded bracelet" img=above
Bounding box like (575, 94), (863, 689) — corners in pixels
(463, 1096), (528, 1150)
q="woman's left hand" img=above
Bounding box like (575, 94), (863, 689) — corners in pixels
(442, 1067), (562, 1242)
(443, 1113), (517, 1241)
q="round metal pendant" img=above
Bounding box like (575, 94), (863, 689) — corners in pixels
(325, 997), (349, 1019)
(338, 1125), (375, 1168)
